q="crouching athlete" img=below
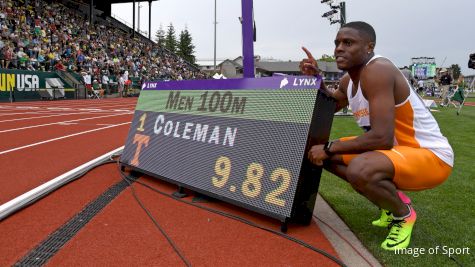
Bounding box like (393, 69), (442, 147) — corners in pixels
(300, 21), (453, 250)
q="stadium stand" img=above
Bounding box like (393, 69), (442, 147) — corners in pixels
(0, 0), (208, 94)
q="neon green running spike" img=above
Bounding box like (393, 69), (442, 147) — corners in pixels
(372, 191), (412, 227)
(381, 206), (417, 251)
(372, 209), (393, 227)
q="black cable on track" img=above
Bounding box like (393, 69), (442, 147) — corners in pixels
(118, 169), (347, 267)
(14, 177), (135, 266)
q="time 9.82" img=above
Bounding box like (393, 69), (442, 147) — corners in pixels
(211, 156), (292, 207)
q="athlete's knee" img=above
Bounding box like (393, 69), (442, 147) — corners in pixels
(346, 156), (380, 192)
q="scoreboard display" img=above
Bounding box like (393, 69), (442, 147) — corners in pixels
(412, 63), (436, 79)
(120, 76), (335, 223)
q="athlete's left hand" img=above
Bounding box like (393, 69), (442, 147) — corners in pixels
(308, 144), (329, 166)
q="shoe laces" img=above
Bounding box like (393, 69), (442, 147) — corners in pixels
(387, 219), (406, 241)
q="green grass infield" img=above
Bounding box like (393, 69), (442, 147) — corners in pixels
(319, 104), (475, 267)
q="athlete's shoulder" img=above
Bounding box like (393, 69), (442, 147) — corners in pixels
(362, 56), (399, 81)
(366, 56), (395, 69)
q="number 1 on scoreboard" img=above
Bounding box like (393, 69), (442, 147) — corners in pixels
(137, 113), (147, 132)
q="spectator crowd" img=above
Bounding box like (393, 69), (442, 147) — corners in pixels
(0, 0), (208, 90)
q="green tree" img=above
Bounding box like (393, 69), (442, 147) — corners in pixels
(318, 54), (336, 62)
(177, 26), (196, 64)
(165, 23), (177, 53)
(450, 64), (461, 79)
(154, 24), (165, 47)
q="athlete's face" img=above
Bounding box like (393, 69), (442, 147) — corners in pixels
(334, 27), (374, 71)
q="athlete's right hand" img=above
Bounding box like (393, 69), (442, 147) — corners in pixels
(299, 47), (320, 76)
(307, 144), (328, 166)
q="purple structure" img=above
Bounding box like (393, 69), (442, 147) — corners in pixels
(241, 0), (255, 78)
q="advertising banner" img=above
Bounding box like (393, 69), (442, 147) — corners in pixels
(0, 69), (75, 101)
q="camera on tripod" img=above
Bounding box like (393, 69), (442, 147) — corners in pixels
(469, 53), (475, 69)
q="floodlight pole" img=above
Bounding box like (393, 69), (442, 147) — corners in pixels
(138, 3), (141, 33)
(149, 1), (152, 40)
(340, 1), (346, 25)
(132, 0), (136, 38)
(241, 0), (255, 78)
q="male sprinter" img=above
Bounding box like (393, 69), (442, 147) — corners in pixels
(300, 21), (453, 250)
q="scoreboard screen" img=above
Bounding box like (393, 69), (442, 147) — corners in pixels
(120, 76), (334, 222)
(412, 63), (436, 79)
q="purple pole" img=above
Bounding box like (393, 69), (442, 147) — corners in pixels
(241, 0), (255, 78)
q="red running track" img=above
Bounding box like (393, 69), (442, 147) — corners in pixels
(0, 98), (341, 266)
(0, 98), (136, 205)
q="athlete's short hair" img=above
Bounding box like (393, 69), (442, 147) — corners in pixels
(341, 21), (376, 45)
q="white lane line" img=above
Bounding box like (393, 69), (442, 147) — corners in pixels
(0, 101), (137, 112)
(0, 110), (130, 123)
(0, 113), (91, 123)
(0, 146), (124, 220)
(0, 109), (131, 117)
(0, 113), (132, 133)
(15, 106), (41, 109)
(0, 122), (130, 155)
(78, 108), (103, 111)
(0, 111), (129, 117)
(16, 102), (137, 110)
(65, 103), (137, 109)
(46, 107), (73, 110)
(0, 112), (74, 116)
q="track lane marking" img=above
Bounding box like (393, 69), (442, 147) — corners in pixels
(0, 122), (131, 155)
(0, 102), (136, 111)
(0, 111), (131, 123)
(0, 113), (133, 133)
(0, 112), (79, 116)
(24, 102), (137, 109)
(0, 107), (135, 115)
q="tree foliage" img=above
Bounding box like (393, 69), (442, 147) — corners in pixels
(177, 27), (196, 64)
(165, 23), (177, 53)
(318, 54), (336, 62)
(154, 24), (166, 47)
(450, 64), (461, 80)
(159, 23), (197, 64)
